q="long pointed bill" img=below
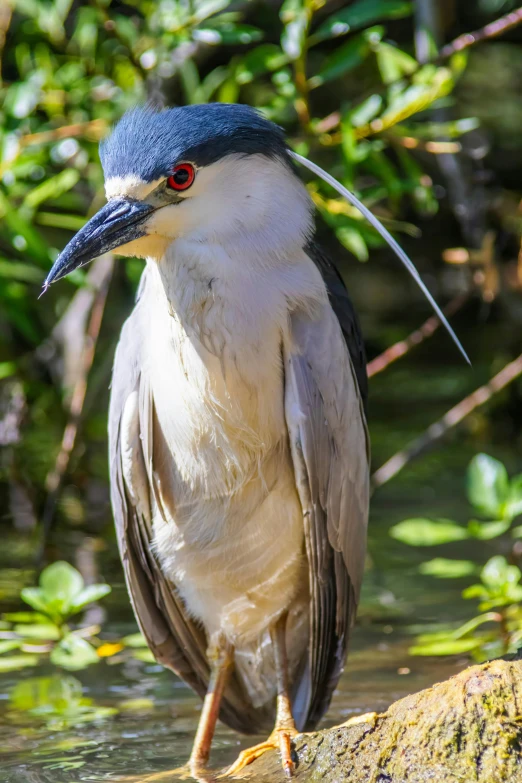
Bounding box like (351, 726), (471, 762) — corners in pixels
(291, 151), (470, 366)
(42, 198), (155, 292)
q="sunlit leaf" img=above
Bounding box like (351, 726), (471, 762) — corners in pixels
(122, 632), (149, 648)
(409, 638), (481, 656)
(133, 648), (156, 663)
(310, 28), (382, 88)
(336, 227), (369, 261)
(69, 584), (111, 613)
(467, 454), (509, 518)
(0, 260), (43, 283)
(481, 556), (521, 590)
(14, 623), (60, 640)
(50, 636), (99, 671)
(41, 562), (84, 613)
(467, 519), (512, 540)
(0, 640), (22, 654)
(23, 170), (80, 210)
(507, 475), (522, 521)
(280, 0), (308, 60)
(311, 0), (412, 45)
(376, 41), (417, 84)
(193, 24), (262, 45)
(390, 518), (469, 546)
(0, 654), (38, 671)
(419, 558), (476, 579)
(21, 587), (53, 616)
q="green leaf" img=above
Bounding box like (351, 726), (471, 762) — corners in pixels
(310, 28), (382, 88)
(312, 0), (412, 45)
(50, 636), (99, 671)
(507, 475), (522, 521)
(481, 556), (521, 591)
(21, 587), (53, 616)
(23, 170), (80, 210)
(14, 623), (61, 640)
(0, 654), (38, 671)
(122, 632), (149, 648)
(467, 519), (511, 540)
(419, 558), (476, 579)
(280, 0), (308, 60)
(69, 584), (111, 613)
(409, 637), (481, 656)
(452, 613), (501, 639)
(0, 361), (17, 380)
(40, 561), (84, 616)
(193, 24), (262, 45)
(348, 94), (383, 127)
(2, 612), (49, 623)
(192, 0), (230, 23)
(0, 640), (21, 654)
(133, 649), (156, 663)
(376, 41), (417, 84)
(0, 259), (43, 283)
(336, 227), (369, 261)
(390, 518), (469, 546)
(467, 454), (509, 518)
(234, 44), (289, 85)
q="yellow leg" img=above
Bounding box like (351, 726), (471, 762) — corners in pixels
(225, 615), (298, 779)
(189, 638), (234, 776)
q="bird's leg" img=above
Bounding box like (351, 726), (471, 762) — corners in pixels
(189, 635), (234, 777)
(225, 614), (298, 778)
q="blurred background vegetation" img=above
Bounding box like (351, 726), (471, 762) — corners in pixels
(2, 0), (522, 779)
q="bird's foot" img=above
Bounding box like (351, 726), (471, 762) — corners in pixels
(223, 726), (299, 779)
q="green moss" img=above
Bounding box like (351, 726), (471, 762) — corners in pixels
(236, 659), (522, 782)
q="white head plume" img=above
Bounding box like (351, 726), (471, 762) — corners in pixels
(291, 151), (470, 365)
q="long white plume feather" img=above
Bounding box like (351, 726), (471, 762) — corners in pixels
(291, 151), (470, 365)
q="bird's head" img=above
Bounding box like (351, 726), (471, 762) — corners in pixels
(43, 104), (313, 288)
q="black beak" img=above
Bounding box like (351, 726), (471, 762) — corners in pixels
(42, 198), (155, 290)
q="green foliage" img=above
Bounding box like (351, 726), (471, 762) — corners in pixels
(21, 561), (111, 625)
(391, 455), (522, 661)
(0, 562), (111, 672)
(9, 674), (117, 728)
(0, 2), (477, 515)
(0, 562), (155, 674)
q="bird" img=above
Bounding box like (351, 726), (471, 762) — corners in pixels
(42, 103), (467, 779)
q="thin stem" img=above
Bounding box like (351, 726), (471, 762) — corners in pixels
(38, 256), (114, 562)
(371, 352), (522, 491)
(367, 293), (469, 379)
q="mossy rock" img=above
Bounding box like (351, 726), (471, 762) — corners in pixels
(235, 658), (522, 782)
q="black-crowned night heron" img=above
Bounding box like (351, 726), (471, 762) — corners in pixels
(43, 103), (468, 779)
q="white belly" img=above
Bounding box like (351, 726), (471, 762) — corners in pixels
(143, 260), (307, 650)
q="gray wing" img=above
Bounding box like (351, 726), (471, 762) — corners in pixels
(108, 274), (272, 735)
(284, 256), (370, 730)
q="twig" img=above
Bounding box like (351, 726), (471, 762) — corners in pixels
(367, 293), (469, 378)
(0, 1), (12, 84)
(19, 119), (108, 148)
(315, 6), (522, 140)
(39, 256), (114, 561)
(437, 7), (522, 60)
(371, 352), (522, 491)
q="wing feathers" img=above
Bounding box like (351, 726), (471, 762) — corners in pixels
(284, 288), (369, 729)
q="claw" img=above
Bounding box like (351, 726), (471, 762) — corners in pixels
(223, 728), (298, 778)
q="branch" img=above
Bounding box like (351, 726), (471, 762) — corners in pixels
(438, 7), (522, 60)
(367, 293), (469, 379)
(371, 352), (522, 491)
(39, 256), (114, 558)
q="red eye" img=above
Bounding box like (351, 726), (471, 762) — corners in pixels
(167, 163), (195, 192)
